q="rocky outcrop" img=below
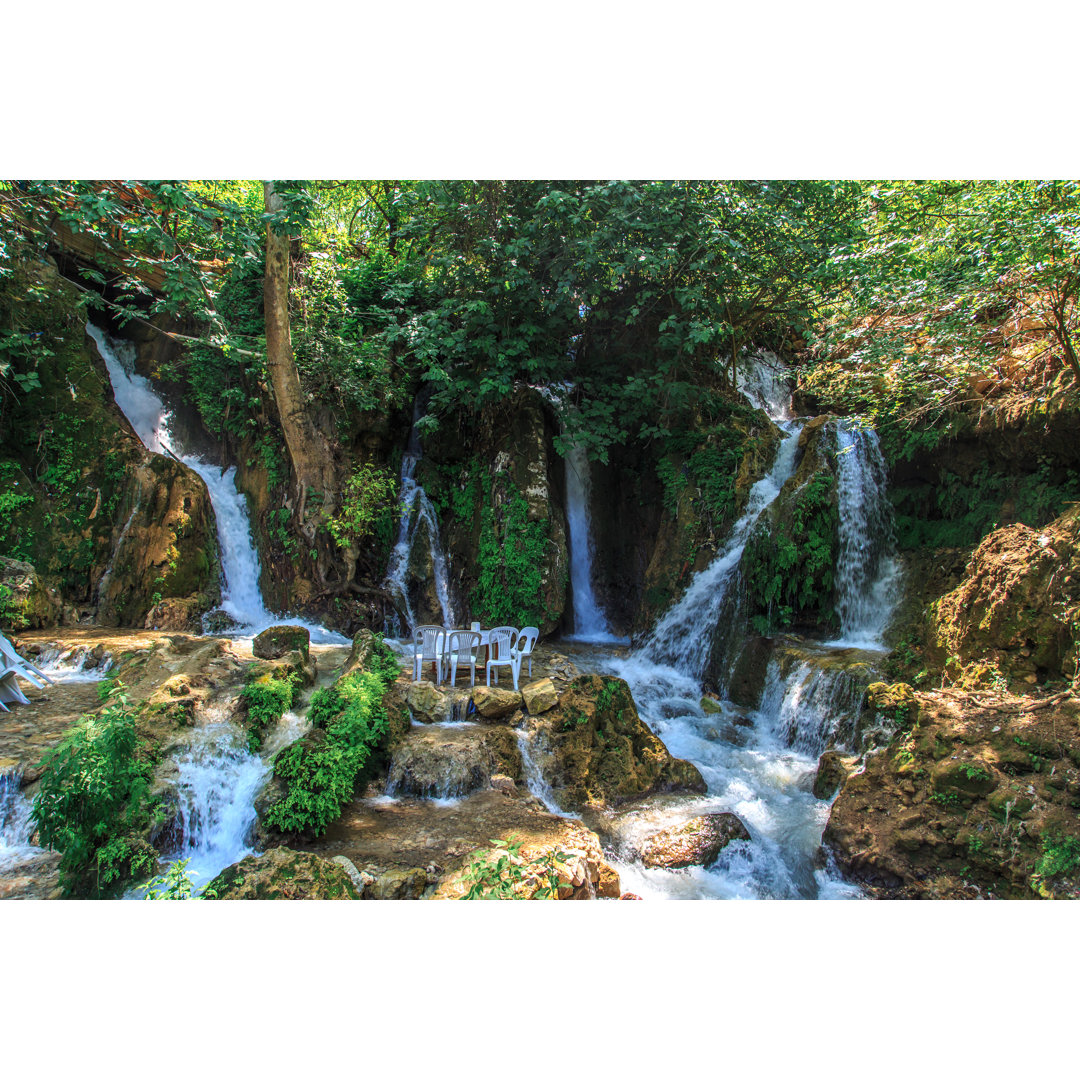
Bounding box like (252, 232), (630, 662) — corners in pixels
(253, 625), (311, 661)
(386, 724), (522, 799)
(0, 557), (62, 630)
(527, 675), (706, 812)
(205, 847), (361, 899)
(929, 506), (1080, 688)
(521, 677), (558, 714)
(812, 751), (851, 800)
(824, 686), (1080, 899)
(638, 813), (751, 869)
(471, 684), (523, 720)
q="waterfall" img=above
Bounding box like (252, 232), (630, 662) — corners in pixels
(828, 419), (900, 650)
(89, 323), (345, 644)
(383, 398), (456, 634)
(0, 769), (36, 872)
(164, 725), (268, 891)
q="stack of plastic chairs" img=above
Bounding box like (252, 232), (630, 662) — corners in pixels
(0, 633), (52, 711)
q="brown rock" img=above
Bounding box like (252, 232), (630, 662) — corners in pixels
(620, 892), (643, 900)
(522, 677), (558, 714)
(639, 813), (751, 869)
(205, 847), (360, 899)
(472, 684), (524, 719)
(252, 625), (311, 661)
(405, 680), (450, 723)
(813, 751), (850, 800)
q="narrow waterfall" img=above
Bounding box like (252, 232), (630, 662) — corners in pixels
(164, 725), (269, 891)
(383, 398), (456, 634)
(563, 438), (616, 641)
(89, 323), (344, 644)
(829, 419), (901, 649)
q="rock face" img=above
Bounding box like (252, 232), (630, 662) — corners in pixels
(813, 751), (851, 800)
(205, 847), (361, 899)
(530, 675), (706, 812)
(638, 814), (751, 869)
(929, 506), (1080, 687)
(0, 557), (62, 630)
(824, 686), (1080, 899)
(253, 625), (311, 661)
(386, 725), (522, 799)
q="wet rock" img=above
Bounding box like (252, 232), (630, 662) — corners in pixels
(724, 636), (775, 709)
(205, 847), (360, 899)
(533, 675), (706, 811)
(386, 725), (522, 799)
(472, 684), (523, 720)
(620, 892), (643, 900)
(813, 751), (851, 800)
(253, 625), (311, 661)
(638, 813), (751, 869)
(522, 678), (558, 714)
(700, 695), (723, 715)
(367, 866), (428, 900)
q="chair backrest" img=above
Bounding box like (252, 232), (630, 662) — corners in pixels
(413, 625), (445, 659)
(488, 626), (517, 660)
(446, 630), (480, 656)
(514, 626), (539, 655)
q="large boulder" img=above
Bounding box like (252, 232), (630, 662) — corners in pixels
(638, 814), (751, 869)
(530, 675), (706, 812)
(521, 677), (558, 714)
(253, 625), (311, 661)
(472, 684), (524, 720)
(205, 847), (360, 899)
(813, 751), (851, 800)
(929, 506), (1080, 687)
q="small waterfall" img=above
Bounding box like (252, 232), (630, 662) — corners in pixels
(95, 494), (141, 610)
(89, 323), (345, 644)
(0, 769), (36, 871)
(383, 398), (456, 634)
(515, 726), (577, 817)
(829, 420), (900, 649)
(166, 725), (268, 890)
(32, 644), (113, 683)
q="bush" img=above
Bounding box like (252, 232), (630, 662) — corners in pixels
(263, 637), (399, 836)
(239, 676), (296, 752)
(31, 688), (160, 897)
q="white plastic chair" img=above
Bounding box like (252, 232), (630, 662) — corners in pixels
(0, 634), (51, 689)
(515, 626), (539, 679)
(486, 626), (520, 689)
(0, 667), (31, 710)
(444, 630), (482, 687)
(412, 625), (446, 683)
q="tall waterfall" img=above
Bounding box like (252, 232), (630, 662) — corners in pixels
(383, 398), (456, 634)
(829, 419), (900, 650)
(163, 725), (269, 891)
(89, 323), (344, 643)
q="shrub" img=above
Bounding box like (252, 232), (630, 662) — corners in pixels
(239, 675), (296, 752)
(31, 688), (160, 897)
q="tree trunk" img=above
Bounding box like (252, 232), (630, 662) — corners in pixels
(263, 181), (337, 537)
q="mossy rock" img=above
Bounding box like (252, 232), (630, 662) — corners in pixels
(205, 847), (360, 899)
(253, 625), (311, 661)
(866, 682), (918, 728)
(931, 759), (998, 798)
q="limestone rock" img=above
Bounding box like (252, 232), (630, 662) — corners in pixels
(813, 751), (851, 800)
(532, 675), (706, 811)
(366, 866), (428, 900)
(253, 625), (311, 661)
(472, 684), (524, 719)
(405, 680), (450, 723)
(205, 847), (360, 899)
(343, 629), (377, 675)
(638, 813), (751, 869)
(386, 725), (522, 799)
(865, 682), (918, 727)
(522, 678), (558, 714)
(0, 557), (62, 630)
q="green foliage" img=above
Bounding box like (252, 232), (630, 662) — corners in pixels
(471, 478), (559, 628)
(240, 676), (296, 752)
(1032, 833), (1080, 886)
(264, 636), (399, 836)
(743, 471), (839, 631)
(326, 462), (398, 552)
(31, 687), (160, 897)
(461, 835), (570, 899)
(0, 582), (27, 629)
(139, 857), (197, 900)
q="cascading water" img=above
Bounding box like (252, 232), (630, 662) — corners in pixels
(383, 398), (456, 634)
(828, 419), (901, 650)
(0, 769), (36, 872)
(164, 725), (269, 891)
(89, 323), (344, 644)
